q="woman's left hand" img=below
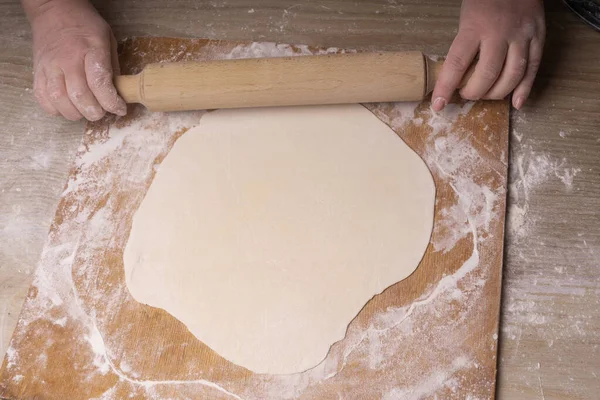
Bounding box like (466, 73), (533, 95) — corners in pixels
(432, 0), (546, 111)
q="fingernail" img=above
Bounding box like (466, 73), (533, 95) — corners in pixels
(116, 99), (127, 116)
(432, 97), (447, 112)
(514, 96), (524, 110)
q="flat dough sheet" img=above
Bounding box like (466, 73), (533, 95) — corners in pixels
(123, 104), (435, 374)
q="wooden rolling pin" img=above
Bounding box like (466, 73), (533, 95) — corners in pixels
(115, 51), (456, 112)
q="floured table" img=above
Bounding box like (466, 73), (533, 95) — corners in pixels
(0, 38), (508, 399)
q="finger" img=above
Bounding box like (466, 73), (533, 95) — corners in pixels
(64, 64), (106, 121)
(459, 39), (508, 100)
(512, 37), (544, 110)
(484, 41), (528, 100)
(431, 30), (480, 111)
(46, 69), (83, 121)
(85, 49), (127, 116)
(33, 70), (59, 116)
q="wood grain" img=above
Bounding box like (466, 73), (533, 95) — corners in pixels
(0, 37), (508, 399)
(116, 51), (436, 110)
(0, 0), (598, 399)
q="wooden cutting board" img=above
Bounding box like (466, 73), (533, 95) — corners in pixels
(0, 38), (508, 400)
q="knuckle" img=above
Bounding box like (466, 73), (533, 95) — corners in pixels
(538, 27), (546, 40)
(46, 78), (66, 101)
(535, 20), (546, 37)
(33, 87), (46, 102)
(87, 46), (113, 63)
(48, 88), (65, 101)
(527, 58), (542, 75)
(460, 90), (480, 101)
(487, 93), (505, 100)
(93, 22), (112, 38)
(529, 56), (542, 69)
(104, 85), (118, 98)
(89, 65), (113, 88)
(90, 75), (111, 91)
(446, 54), (470, 72)
(68, 88), (85, 101)
(480, 63), (501, 81)
(89, 47), (112, 62)
(509, 58), (528, 79)
(520, 22), (537, 39)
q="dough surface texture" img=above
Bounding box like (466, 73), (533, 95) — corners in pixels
(123, 104), (435, 374)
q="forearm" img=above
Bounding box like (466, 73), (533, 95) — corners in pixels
(21, 0), (92, 23)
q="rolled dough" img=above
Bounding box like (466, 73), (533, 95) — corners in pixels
(123, 104), (435, 374)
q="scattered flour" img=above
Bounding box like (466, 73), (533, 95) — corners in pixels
(419, 103), (501, 253)
(223, 42), (344, 60)
(497, 107), (599, 400)
(4, 346), (17, 370)
(507, 140), (581, 240)
(427, 102), (474, 137)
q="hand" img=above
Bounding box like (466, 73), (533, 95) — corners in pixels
(432, 0), (546, 111)
(29, 0), (126, 121)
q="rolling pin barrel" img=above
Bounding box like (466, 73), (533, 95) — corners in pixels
(115, 51), (443, 112)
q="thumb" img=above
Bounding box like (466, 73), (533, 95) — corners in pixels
(432, 31), (479, 111)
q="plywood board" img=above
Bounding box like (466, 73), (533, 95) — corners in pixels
(0, 38), (508, 399)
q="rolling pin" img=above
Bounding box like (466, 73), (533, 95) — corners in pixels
(115, 51), (462, 112)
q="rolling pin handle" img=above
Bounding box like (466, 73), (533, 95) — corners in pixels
(115, 74), (143, 105)
(425, 58), (442, 95)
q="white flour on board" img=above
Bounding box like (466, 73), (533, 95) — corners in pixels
(4, 42), (505, 400)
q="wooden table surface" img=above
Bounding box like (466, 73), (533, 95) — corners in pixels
(0, 0), (598, 399)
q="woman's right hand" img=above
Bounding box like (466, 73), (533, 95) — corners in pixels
(28, 0), (126, 121)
